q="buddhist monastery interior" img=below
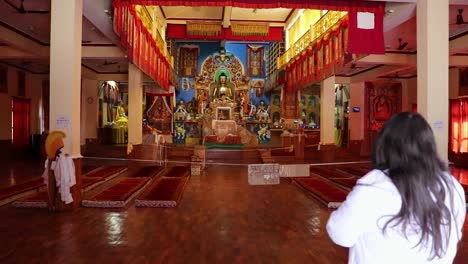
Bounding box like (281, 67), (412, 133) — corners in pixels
(0, 0), (467, 263)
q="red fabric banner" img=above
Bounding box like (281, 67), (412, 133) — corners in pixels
(347, 10), (385, 54)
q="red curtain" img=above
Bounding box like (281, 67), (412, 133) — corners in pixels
(113, 0), (384, 12)
(12, 97), (30, 148)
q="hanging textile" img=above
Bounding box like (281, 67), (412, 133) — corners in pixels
(247, 45), (264, 77)
(179, 47), (199, 77)
(231, 22), (269, 37)
(347, 10), (385, 54)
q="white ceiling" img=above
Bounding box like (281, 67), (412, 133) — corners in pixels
(161, 6), (293, 24)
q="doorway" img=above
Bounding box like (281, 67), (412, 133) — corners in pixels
(12, 97), (31, 148)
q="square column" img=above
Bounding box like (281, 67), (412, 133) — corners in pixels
(320, 76), (336, 145)
(417, 0), (449, 160)
(128, 64), (143, 145)
(49, 0), (83, 156)
(49, 0), (83, 208)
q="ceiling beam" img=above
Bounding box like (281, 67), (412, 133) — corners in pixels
(81, 46), (126, 58)
(0, 26), (48, 57)
(0, 46), (36, 59)
(449, 33), (468, 55)
(351, 65), (402, 83)
(449, 55), (468, 67)
(223, 7), (232, 28)
(358, 53), (417, 66)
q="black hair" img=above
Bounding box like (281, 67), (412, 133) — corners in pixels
(372, 112), (457, 259)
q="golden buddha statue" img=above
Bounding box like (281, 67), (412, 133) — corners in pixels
(115, 100), (128, 127)
(211, 72), (234, 101)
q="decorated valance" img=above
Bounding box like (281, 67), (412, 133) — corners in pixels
(112, 0), (384, 13)
(113, 3), (171, 90)
(187, 21), (222, 36)
(285, 17), (348, 93)
(231, 22), (269, 37)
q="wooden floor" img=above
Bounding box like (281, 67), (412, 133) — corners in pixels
(0, 158), (467, 263)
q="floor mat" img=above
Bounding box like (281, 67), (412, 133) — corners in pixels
(81, 177), (105, 192)
(11, 191), (48, 208)
(82, 177), (150, 208)
(0, 178), (45, 206)
(83, 166), (127, 180)
(336, 166), (369, 177)
(293, 177), (349, 209)
(135, 177), (189, 208)
(164, 166), (190, 177)
(310, 166), (350, 179)
(128, 166), (162, 178)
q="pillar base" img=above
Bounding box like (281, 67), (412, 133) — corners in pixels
(319, 144), (336, 163)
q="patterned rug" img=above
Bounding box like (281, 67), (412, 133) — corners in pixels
(11, 191), (48, 208)
(135, 177), (189, 208)
(82, 177), (151, 208)
(293, 177), (349, 208)
(0, 178), (45, 206)
(128, 166), (162, 178)
(164, 166), (190, 177)
(83, 166), (127, 179)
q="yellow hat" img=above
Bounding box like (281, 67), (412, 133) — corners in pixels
(45, 130), (66, 160)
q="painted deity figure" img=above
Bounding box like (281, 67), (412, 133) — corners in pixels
(197, 90), (207, 114)
(249, 99), (257, 118)
(175, 99), (190, 121)
(256, 100), (269, 121)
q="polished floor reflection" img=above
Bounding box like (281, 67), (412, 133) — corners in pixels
(0, 163), (466, 263)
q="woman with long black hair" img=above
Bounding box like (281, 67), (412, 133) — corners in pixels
(327, 112), (466, 263)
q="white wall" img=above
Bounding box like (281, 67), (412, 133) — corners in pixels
(0, 64), (44, 140)
(81, 78), (99, 145)
(349, 82), (365, 141)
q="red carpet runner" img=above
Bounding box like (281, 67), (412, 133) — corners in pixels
(82, 177), (150, 208)
(293, 177), (349, 208)
(135, 176), (189, 208)
(0, 178), (45, 206)
(164, 166), (190, 177)
(84, 166), (127, 179)
(128, 166), (162, 178)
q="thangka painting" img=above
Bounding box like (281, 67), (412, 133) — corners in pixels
(179, 47), (199, 77)
(247, 45), (264, 77)
(366, 81), (402, 131)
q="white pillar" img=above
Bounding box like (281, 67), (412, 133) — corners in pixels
(128, 64), (143, 145)
(49, 0), (82, 156)
(417, 0), (449, 160)
(320, 76), (335, 145)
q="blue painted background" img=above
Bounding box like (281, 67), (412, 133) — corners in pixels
(176, 41), (270, 108)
